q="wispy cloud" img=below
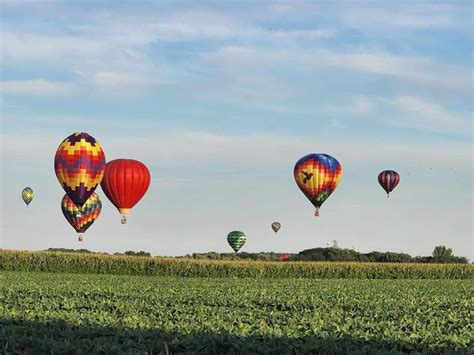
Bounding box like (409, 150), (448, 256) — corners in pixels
(1, 32), (103, 63)
(206, 46), (471, 92)
(386, 96), (472, 133)
(339, 2), (468, 30)
(2, 130), (471, 172)
(351, 96), (375, 115)
(0, 79), (75, 96)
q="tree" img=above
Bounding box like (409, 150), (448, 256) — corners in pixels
(432, 246), (453, 257)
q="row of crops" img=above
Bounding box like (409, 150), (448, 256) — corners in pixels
(1, 272), (472, 354)
(1, 249), (472, 279)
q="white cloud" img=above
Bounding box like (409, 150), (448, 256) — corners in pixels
(352, 96), (375, 115)
(339, 3), (466, 30)
(2, 5), (469, 103)
(91, 72), (156, 87)
(302, 51), (470, 90)
(94, 11), (336, 43)
(207, 46), (471, 92)
(387, 96), (471, 133)
(1, 32), (103, 62)
(3, 130), (471, 172)
(0, 79), (74, 96)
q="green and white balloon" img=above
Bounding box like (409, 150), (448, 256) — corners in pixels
(227, 231), (247, 252)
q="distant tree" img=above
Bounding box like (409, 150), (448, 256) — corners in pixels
(432, 246), (453, 257)
(46, 248), (92, 254)
(124, 250), (151, 257)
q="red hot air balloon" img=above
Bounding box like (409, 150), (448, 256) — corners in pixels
(100, 159), (150, 223)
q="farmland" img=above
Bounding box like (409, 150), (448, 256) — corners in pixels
(1, 251), (472, 353)
(1, 269), (473, 353)
(1, 250), (472, 279)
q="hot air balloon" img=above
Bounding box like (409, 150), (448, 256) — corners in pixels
(227, 231), (246, 252)
(378, 170), (400, 197)
(271, 222), (281, 233)
(61, 193), (102, 240)
(294, 153), (342, 216)
(54, 132), (106, 208)
(21, 187), (34, 207)
(278, 253), (289, 260)
(100, 159), (150, 224)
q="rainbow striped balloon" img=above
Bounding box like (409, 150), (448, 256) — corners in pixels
(61, 193), (102, 233)
(54, 132), (106, 207)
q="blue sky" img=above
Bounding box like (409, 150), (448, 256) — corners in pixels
(1, 1), (472, 258)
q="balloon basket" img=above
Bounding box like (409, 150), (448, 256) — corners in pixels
(78, 235), (83, 242)
(121, 216), (127, 224)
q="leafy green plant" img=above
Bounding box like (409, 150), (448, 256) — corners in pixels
(0, 250), (471, 279)
(1, 272), (472, 353)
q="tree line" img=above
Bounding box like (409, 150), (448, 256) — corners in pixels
(45, 245), (468, 263)
(45, 248), (151, 257)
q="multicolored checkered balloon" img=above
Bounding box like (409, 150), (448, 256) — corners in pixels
(294, 153), (342, 216)
(61, 193), (102, 233)
(54, 132), (106, 207)
(227, 231), (247, 253)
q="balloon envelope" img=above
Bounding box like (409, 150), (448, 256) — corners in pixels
(54, 132), (106, 207)
(21, 187), (34, 206)
(61, 193), (102, 233)
(378, 170), (400, 196)
(227, 231), (247, 252)
(271, 222), (281, 233)
(100, 159), (151, 215)
(294, 153), (342, 216)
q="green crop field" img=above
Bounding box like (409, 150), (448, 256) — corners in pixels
(1, 271), (472, 354)
(1, 250), (472, 279)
